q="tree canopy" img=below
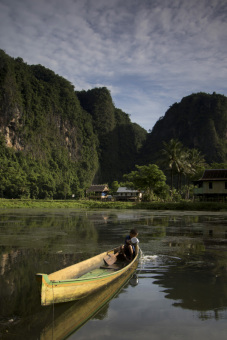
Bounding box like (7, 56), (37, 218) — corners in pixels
(123, 164), (167, 201)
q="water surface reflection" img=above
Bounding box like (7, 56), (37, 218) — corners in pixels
(0, 209), (226, 339)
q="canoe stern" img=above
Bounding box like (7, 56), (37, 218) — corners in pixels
(36, 273), (52, 306)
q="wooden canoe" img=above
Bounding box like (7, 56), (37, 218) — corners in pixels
(40, 260), (138, 339)
(36, 245), (139, 306)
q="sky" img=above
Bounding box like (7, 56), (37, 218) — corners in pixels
(0, 0), (226, 131)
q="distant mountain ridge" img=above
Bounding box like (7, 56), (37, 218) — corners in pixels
(0, 50), (226, 198)
(140, 92), (227, 165)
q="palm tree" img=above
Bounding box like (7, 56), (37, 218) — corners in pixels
(161, 139), (184, 192)
(185, 148), (206, 178)
(183, 148), (206, 199)
(177, 148), (190, 191)
(161, 139), (206, 198)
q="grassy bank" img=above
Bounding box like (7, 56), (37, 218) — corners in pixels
(134, 201), (227, 211)
(0, 199), (134, 209)
(0, 199), (227, 211)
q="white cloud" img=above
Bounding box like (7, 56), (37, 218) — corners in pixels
(0, 0), (226, 130)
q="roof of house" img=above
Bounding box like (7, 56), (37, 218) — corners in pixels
(87, 184), (109, 193)
(116, 187), (139, 193)
(200, 169), (227, 181)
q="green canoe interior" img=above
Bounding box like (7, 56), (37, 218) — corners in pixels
(78, 262), (127, 280)
(38, 246), (139, 284)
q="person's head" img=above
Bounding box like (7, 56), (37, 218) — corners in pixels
(130, 228), (138, 238)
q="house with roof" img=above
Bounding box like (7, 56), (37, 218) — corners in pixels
(115, 187), (142, 201)
(194, 169), (227, 201)
(86, 184), (109, 200)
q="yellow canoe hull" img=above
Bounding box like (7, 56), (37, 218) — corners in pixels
(36, 246), (139, 306)
(40, 260), (138, 339)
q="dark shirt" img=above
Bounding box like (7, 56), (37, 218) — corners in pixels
(124, 235), (131, 244)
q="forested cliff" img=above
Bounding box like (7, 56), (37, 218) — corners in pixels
(140, 92), (227, 166)
(0, 50), (227, 199)
(77, 88), (146, 182)
(0, 50), (146, 198)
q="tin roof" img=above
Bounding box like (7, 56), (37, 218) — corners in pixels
(200, 169), (227, 181)
(117, 187), (139, 193)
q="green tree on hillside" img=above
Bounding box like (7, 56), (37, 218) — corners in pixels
(123, 164), (167, 201)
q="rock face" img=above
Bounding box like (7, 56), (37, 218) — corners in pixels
(0, 106), (23, 150)
(141, 92), (227, 165)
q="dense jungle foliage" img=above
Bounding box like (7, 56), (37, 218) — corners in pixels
(141, 92), (227, 166)
(0, 50), (146, 199)
(77, 88), (147, 182)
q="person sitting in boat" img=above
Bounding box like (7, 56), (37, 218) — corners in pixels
(121, 229), (139, 261)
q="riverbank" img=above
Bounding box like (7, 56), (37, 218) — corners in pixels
(0, 199), (227, 211)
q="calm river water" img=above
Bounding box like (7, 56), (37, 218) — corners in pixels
(0, 209), (226, 340)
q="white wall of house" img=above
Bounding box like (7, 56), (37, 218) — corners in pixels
(116, 187), (142, 199)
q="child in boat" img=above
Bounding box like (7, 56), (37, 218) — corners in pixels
(121, 228), (139, 261)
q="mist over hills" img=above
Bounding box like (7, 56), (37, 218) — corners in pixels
(0, 50), (226, 198)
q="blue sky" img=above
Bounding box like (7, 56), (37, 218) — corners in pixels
(0, 0), (226, 130)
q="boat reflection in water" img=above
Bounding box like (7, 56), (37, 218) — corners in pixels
(40, 261), (138, 340)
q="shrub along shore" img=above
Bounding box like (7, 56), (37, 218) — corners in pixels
(0, 199), (226, 211)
